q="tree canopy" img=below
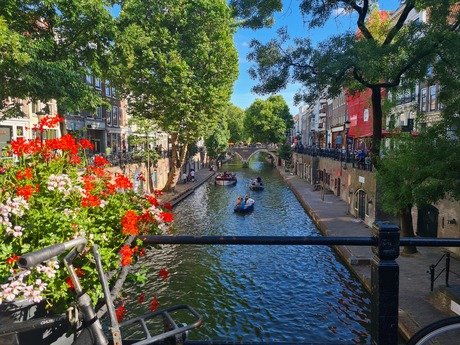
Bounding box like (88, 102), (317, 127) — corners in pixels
(226, 104), (246, 144)
(230, 0), (460, 161)
(111, 0), (239, 190)
(244, 96), (292, 143)
(204, 117), (230, 161)
(244, 97), (289, 143)
(376, 123), (460, 250)
(0, 0), (115, 117)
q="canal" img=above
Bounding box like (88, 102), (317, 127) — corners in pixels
(126, 153), (371, 344)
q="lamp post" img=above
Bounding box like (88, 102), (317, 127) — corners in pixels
(344, 120), (351, 163)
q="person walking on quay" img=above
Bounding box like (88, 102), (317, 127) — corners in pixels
(182, 171), (187, 184)
(190, 169), (195, 182)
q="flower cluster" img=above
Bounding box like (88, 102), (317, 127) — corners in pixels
(0, 115), (173, 312)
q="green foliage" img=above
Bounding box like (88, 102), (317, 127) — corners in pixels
(277, 141), (292, 162)
(244, 96), (290, 143)
(127, 116), (160, 161)
(0, 124), (172, 312)
(377, 127), (460, 216)
(204, 118), (230, 160)
(0, 1), (115, 116)
(231, 1), (460, 161)
(226, 104), (246, 143)
(111, 0), (239, 145)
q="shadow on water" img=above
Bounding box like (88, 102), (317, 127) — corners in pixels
(123, 153), (371, 344)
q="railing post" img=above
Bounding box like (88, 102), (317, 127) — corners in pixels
(371, 221), (400, 345)
(446, 252), (450, 287)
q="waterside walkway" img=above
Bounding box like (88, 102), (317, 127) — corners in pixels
(157, 165), (460, 342)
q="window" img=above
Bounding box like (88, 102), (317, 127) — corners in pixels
(86, 68), (93, 84)
(105, 82), (112, 97)
(16, 126), (24, 138)
(112, 106), (118, 126)
(429, 86), (437, 111)
(421, 88), (427, 112)
(95, 78), (101, 90)
(118, 108), (123, 126)
(426, 64), (433, 78)
(107, 109), (112, 125)
(96, 107), (103, 120)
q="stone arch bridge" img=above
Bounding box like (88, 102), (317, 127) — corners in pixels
(229, 145), (277, 167)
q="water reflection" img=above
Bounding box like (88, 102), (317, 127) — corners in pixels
(124, 154), (370, 343)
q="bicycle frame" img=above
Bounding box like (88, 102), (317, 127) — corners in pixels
(9, 238), (203, 345)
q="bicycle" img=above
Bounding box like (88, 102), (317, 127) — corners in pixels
(0, 237), (202, 345)
(406, 316), (460, 345)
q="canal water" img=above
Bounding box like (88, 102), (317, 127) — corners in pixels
(125, 153), (371, 344)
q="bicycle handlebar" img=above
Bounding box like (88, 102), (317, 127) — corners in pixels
(18, 237), (87, 268)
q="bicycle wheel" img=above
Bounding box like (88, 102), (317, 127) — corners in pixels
(406, 316), (460, 345)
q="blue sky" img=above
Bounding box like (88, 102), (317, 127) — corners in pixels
(230, 1), (400, 116)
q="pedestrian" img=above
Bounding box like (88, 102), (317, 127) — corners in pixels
(190, 169), (195, 182)
(182, 172), (187, 184)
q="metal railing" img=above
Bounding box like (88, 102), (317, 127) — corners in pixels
(294, 147), (373, 171)
(139, 222), (460, 345)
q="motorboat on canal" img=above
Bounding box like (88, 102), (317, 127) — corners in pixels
(249, 182), (264, 191)
(215, 172), (237, 186)
(249, 177), (264, 191)
(234, 195), (255, 213)
(234, 202), (255, 213)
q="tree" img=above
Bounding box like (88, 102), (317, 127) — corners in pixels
(244, 98), (288, 143)
(277, 141), (292, 163)
(204, 118), (230, 161)
(377, 126), (460, 253)
(0, 1), (114, 117)
(230, 0), (460, 164)
(127, 116), (161, 193)
(267, 95), (293, 137)
(226, 104), (246, 144)
(111, 0), (239, 192)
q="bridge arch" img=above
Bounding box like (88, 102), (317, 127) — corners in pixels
(229, 147), (277, 167)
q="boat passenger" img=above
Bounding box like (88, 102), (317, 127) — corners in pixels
(245, 195), (254, 206)
(236, 196), (242, 207)
(256, 176), (263, 185)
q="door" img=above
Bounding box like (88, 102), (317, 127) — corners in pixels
(417, 205), (439, 237)
(358, 190), (366, 220)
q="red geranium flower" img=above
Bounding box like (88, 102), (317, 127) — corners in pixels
(94, 156), (110, 167)
(78, 138), (94, 151)
(116, 304), (126, 322)
(16, 184), (38, 200)
(150, 296), (159, 312)
(138, 292), (145, 304)
(159, 268), (169, 280)
(159, 212), (173, 223)
(163, 202), (173, 211)
(6, 254), (19, 265)
(120, 245), (134, 266)
(121, 210), (139, 235)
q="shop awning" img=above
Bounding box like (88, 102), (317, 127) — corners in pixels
(358, 129), (418, 138)
(358, 130), (391, 138)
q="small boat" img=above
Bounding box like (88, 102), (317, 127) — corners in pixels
(215, 172), (237, 186)
(234, 203), (255, 213)
(249, 182), (264, 191)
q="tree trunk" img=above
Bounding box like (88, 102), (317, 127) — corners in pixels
(400, 205), (418, 255)
(371, 86), (383, 168)
(162, 133), (188, 193)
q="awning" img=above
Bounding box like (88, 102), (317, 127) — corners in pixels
(358, 130), (391, 138)
(358, 129), (418, 138)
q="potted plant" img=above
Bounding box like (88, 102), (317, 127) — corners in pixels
(0, 115), (174, 342)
